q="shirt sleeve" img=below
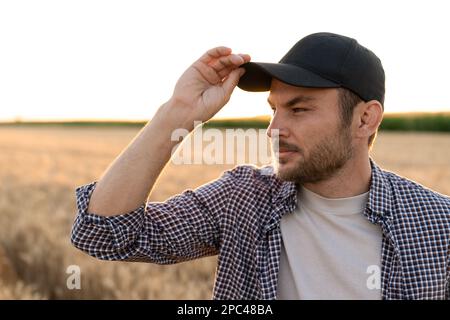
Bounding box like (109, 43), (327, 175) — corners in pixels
(70, 168), (237, 264)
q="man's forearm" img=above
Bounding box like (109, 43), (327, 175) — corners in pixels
(87, 99), (195, 216)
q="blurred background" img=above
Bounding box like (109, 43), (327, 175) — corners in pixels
(0, 0), (449, 299)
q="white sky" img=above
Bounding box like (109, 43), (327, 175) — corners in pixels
(1, 0), (450, 121)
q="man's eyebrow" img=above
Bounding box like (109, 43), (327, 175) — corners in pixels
(267, 95), (316, 108)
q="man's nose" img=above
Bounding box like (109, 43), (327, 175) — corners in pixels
(266, 112), (289, 138)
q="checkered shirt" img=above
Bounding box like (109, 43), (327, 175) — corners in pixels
(71, 158), (450, 299)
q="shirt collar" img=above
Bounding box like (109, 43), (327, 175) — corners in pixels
(365, 157), (394, 224)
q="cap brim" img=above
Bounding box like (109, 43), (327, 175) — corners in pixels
(237, 62), (340, 92)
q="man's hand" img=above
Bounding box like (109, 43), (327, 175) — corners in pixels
(170, 47), (251, 123)
(87, 47), (250, 216)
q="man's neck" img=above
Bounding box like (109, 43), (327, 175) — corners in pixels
(302, 154), (372, 199)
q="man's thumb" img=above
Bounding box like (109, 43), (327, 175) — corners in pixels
(222, 68), (246, 98)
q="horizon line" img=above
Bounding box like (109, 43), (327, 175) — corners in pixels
(2, 110), (450, 124)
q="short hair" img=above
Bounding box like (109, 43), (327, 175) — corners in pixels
(337, 88), (383, 150)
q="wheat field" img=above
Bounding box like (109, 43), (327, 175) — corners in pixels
(0, 126), (449, 299)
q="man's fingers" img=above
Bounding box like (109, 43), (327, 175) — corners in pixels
(222, 67), (246, 98)
(208, 53), (250, 75)
(192, 61), (222, 84)
(206, 54), (240, 72)
(238, 53), (251, 63)
(195, 47), (251, 84)
(218, 68), (231, 80)
(199, 46), (232, 63)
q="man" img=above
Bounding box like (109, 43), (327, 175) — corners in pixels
(71, 32), (450, 299)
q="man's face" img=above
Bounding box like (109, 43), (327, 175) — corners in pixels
(267, 79), (354, 184)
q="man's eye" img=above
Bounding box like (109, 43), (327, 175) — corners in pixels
(293, 108), (307, 113)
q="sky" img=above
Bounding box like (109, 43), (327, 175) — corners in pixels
(1, 0), (450, 121)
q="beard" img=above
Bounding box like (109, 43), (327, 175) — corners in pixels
(272, 125), (353, 184)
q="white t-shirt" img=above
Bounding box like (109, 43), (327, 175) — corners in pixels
(277, 185), (382, 300)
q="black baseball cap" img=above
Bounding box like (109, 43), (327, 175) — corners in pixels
(237, 32), (385, 105)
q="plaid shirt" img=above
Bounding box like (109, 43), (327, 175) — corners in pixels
(71, 158), (450, 299)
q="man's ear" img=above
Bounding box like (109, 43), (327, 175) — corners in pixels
(355, 100), (383, 139)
